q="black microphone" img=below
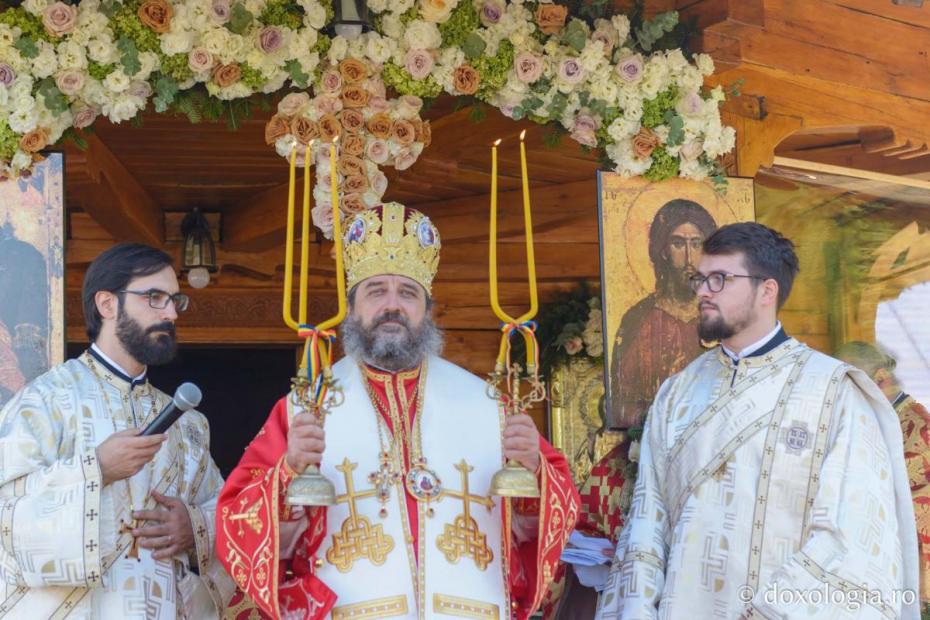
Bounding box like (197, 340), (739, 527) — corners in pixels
(140, 383), (202, 436)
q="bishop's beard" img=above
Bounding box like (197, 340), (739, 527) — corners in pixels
(341, 310), (444, 372)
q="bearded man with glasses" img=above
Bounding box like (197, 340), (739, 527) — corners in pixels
(0, 243), (233, 619)
(597, 222), (920, 619)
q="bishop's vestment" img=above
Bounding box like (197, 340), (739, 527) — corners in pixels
(0, 350), (234, 619)
(217, 355), (580, 620)
(596, 338), (920, 619)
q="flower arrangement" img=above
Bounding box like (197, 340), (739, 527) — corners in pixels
(0, 0), (735, 192)
(263, 57), (430, 236)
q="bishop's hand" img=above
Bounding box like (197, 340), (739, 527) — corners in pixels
(503, 413), (541, 473)
(286, 412), (325, 473)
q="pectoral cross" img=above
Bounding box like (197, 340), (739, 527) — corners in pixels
(326, 459), (395, 573)
(368, 451), (401, 518)
(436, 460), (495, 570)
(119, 518), (140, 560)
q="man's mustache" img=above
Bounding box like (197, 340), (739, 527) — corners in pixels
(146, 322), (176, 337)
(373, 311), (410, 330)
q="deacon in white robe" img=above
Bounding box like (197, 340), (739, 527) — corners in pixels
(0, 243), (234, 619)
(597, 223), (920, 620)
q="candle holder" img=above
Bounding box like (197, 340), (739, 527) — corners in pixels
(286, 370), (344, 506)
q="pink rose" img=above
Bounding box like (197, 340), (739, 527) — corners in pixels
(128, 80), (152, 99)
(394, 147), (418, 171)
(320, 69), (342, 94)
(479, 0), (503, 26)
(279, 92), (310, 117)
(563, 336), (583, 355)
(311, 202), (334, 237)
(367, 96), (390, 114)
(313, 94), (343, 116)
(558, 58), (585, 85)
(616, 54), (643, 83)
(43, 2), (77, 37)
(188, 47), (214, 73)
(365, 138), (389, 164)
(591, 27), (617, 56)
(680, 139), (703, 161)
(679, 91), (703, 117)
(404, 49), (434, 80)
(259, 26), (284, 54)
(396, 94), (423, 119)
(370, 169), (388, 196)
(71, 103), (98, 129)
(514, 51), (543, 84)
(570, 113), (598, 147)
(0, 64), (15, 86)
(211, 0), (231, 24)
(55, 70), (84, 96)
(364, 76), (386, 98)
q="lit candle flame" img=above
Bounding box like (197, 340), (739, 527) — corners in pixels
(519, 129), (526, 141)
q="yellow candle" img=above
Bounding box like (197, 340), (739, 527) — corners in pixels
(283, 143), (298, 331)
(518, 129), (538, 323)
(489, 139), (508, 323)
(318, 136), (347, 330)
(298, 143), (312, 325)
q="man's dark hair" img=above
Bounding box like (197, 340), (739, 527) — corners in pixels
(702, 222), (800, 308)
(82, 243), (174, 341)
(648, 199), (717, 271)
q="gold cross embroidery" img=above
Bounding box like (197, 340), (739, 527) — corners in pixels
(326, 458), (395, 572)
(228, 497), (264, 536)
(436, 460), (495, 570)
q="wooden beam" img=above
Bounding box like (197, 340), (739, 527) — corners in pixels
(79, 134), (165, 245)
(772, 156), (930, 191)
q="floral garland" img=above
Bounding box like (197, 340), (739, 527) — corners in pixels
(0, 0), (735, 192)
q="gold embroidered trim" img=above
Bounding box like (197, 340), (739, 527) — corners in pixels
(435, 460), (494, 571)
(332, 595), (409, 619)
(0, 496), (18, 556)
(432, 593), (500, 619)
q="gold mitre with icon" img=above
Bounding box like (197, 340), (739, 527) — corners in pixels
(343, 202), (441, 294)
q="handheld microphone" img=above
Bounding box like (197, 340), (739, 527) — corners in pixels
(140, 382), (202, 436)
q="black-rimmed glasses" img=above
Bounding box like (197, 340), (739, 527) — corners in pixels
(119, 289), (191, 312)
(688, 272), (765, 294)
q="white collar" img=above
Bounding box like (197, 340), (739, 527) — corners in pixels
(90, 343), (147, 382)
(721, 321), (782, 361)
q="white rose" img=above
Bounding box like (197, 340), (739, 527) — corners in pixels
(135, 51), (159, 80)
(87, 36), (119, 64)
(611, 14), (630, 42)
(161, 31), (193, 55)
(381, 14), (403, 39)
(419, 0), (457, 24)
(103, 70), (131, 93)
(31, 43), (59, 79)
(201, 28), (229, 57)
(22, 0), (48, 17)
(328, 36), (348, 63)
(404, 20), (442, 50)
(347, 36), (366, 59)
(366, 35), (394, 64)
(57, 40), (87, 70)
(589, 77), (618, 103)
(8, 106), (38, 133)
(106, 95), (141, 123)
(303, 1), (327, 29)
(695, 53), (714, 76)
(11, 151), (32, 172)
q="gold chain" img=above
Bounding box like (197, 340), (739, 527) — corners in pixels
(361, 363), (428, 464)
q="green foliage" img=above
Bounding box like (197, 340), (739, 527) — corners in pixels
(474, 40), (514, 101)
(641, 88), (676, 128)
(36, 78), (69, 116)
(382, 62), (442, 98)
(110, 0), (161, 54)
(0, 118), (20, 160)
(239, 63), (265, 90)
(160, 53), (194, 83)
(439, 0), (480, 49)
(462, 33), (486, 61)
(259, 0), (305, 29)
(664, 109), (684, 146)
(116, 35), (142, 76)
(0, 8), (48, 43)
(152, 74), (179, 112)
(88, 61), (117, 81)
(13, 36), (38, 59)
(61, 126), (89, 150)
(634, 10), (677, 51)
(285, 59), (310, 88)
(227, 3), (254, 35)
(642, 145), (679, 181)
(561, 18), (587, 53)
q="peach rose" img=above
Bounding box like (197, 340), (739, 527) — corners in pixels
(312, 94), (343, 116)
(341, 85), (369, 109)
(319, 114), (342, 142)
(291, 117), (320, 145)
(415, 119), (432, 147)
(71, 103), (98, 130)
(367, 113), (393, 139)
(394, 147), (418, 171)
(43, 2), (77, 37)
(340, 192), (367, 215)
(320, 68), (343, 94)
(343, 174), (369, 194)
(341, 133), (365, 157)
(213, 63), (241, 87)
(370, 170), (388, 196)
(339, 58), (368, 83)
(632, 126), (659, 159)
(452, 64), (479, 95)
(367, 96), (390, 114)
(391, 119), (416, 145)
(337, 155), (366, 178)
(138, 0), (173, 34)
(265, 114), (291, 145)
(339, 109), (365, 133)
(534, 3), (567, 35)
(19, 128), (49, 153)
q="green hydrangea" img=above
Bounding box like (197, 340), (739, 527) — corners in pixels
(0, 8), (49, 43)
(0, 119), (19, 161)
(382, 62), (442, 98)
(643, 146), (679, 181)
(641, 87), (677, 128)
(474, 40), (513, 101)
(160, 53), (193, 83)
(439, 1), (479, 49)
(259, 0), (305, 29)
(319, 0), (334, 26)
(399, 6), (419, 25)
(88, 61), (117, 81)
(110, 0), (161, 54)
(240, 63), (265, 91)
